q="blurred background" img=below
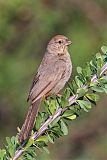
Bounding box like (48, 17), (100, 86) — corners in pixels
(0, 0), (107, 159)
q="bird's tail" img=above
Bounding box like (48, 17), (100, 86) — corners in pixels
(18, 98), (41, 144)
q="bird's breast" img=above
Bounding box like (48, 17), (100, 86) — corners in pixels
(51, 55), (72, 94)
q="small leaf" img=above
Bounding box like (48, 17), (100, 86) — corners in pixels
(47, 134), (54, 144)
(91, 86), (104, 92)
(6, 137), (11, 145)
(50, 117), (61, 127)
(90, 60), (97, 74)
(51, 126), (63, 137)
(64, 88), (71, 99)
(61, 96), (69, 108)
(77, 100), (91, 112)
(85, 62), (92, 79)
(66, 115), (77, 120)
(105, 84), (107, 88)
(36, 135), (48, 143)
(71, 80), (78, 93)
(23, 147), (37, 159)
(60, 120), (68, 135)
(69, 105), (81, 116)
(43, 147), (50, 154)
(6, 137), (15, 157)
(27, 154), (33, 160)
(25, 137), (34, 150)
(35, 113), (43, 130)
(17, 127), (21, 133)
(44, 100), (51, 115)
(96, 53), (103, 77)
(49, 99), (57, 114)
(83, 101), (91, 109)
(103, 84), (107, 93)
(86, 94), (99, 102)
(77, 88), (87, 98)
(77, 67), (82, 74)
(62, 110), (73, 117)
(0, 149), (6, 160)
(99, 76), (107, 83)
(75, 76), (83, 87)
(101, 46), (107, 54)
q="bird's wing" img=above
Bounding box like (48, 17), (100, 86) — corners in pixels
(27, 73), (39, 101)
(28, 61), (65, 104)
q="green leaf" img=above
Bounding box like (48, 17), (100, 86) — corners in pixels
(25, 137), (34, 150)
(61, 96), (69, 108)
(77, 100), (91, 112)
(35, 113), (43, 130)
(71, 80), (78, 93)
(101, 46), (107, 54)
(49, 99), (57, 114)
(44, 100), (51, 115)
(6, 137), (11, 146)
(0, 149), (6, 160)
(5, 137), (15, 157)
(99, 76), (107, 83)
(62, 110), (73, 117)
(51, 126), (63, 137)
(36, 135), (48, 143)
(85, 62), (92, 79)
(96, 53), (103, 76)
(47, 134), (54, 144)
(66, 115), (77, 120)
(64, 88), (71, 99)
(69, 105), (81, 115)
(105, 84), (107, 89)
(22, 146), (37, 159)
(35, 112), (47, 131)
(103, 84), (107, 93)
(91, 86), (104, 92)
(43, 147), (50, 154)
(77, 66), (82, 74)
(60, 120), (68, 135)
(86, 94), (99, 102)
(75, 76), (83, 87)
(50, 116), (61, 127)
(84, 101), (91, 109)
(90, 59), (97, 74)
(24, 147), (37, 159)
(27, 154), (33, 160)
(77, 88), (87, 98)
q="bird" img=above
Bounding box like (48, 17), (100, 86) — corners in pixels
(18, 35), (72, 144)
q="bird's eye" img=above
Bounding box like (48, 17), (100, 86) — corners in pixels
(58, 40), (62, 44)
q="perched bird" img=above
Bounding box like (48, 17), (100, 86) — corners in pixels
(19, 35), (72, 144)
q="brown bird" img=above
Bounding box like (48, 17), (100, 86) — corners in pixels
(19, 35), (72, 144)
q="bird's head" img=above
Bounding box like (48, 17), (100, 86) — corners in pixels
(47, 35), (72, 55)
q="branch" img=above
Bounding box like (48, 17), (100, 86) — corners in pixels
(0, 46), (107, 160)
(13, 46), (107, 160)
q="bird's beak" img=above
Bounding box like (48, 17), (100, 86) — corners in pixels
(65, 40), (72, 46)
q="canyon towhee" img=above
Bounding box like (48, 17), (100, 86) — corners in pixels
(19, 35), (72, 143)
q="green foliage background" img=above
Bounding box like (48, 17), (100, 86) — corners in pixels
(0, 0), (107, 159)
